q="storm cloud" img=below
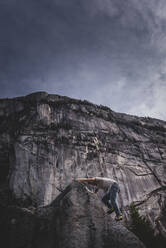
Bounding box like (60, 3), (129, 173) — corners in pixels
(0, 0), (166, 120)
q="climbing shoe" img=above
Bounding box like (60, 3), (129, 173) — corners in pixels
(115, 215), (123, 221)
(107, 208), (114, 214)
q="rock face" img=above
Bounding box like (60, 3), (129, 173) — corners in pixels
(0, 182), (145, 248)
(0, 91), (166, 240)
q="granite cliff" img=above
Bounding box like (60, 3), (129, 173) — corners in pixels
(0, 92), (166, 247)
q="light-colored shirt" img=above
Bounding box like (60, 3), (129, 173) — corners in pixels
(95, 177), (117, 192)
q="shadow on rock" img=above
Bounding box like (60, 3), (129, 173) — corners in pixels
(0, 182), (145, 248)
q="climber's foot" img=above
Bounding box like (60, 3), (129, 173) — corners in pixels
(107, 208), (114, 214)
(115, 215), (123, 221)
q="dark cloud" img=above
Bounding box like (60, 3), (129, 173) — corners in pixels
(0, 0), (166, 120)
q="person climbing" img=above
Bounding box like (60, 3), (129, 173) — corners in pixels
(76, 177), (123, 221)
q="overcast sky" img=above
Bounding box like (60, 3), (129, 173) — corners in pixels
(0, 0), (166, 120)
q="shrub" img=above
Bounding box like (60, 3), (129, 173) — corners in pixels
(129, 203), (166, 248)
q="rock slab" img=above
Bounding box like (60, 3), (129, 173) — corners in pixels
(0, 182), (145, 248)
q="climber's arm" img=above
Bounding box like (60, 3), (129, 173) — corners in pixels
(75, 177), (96, 184)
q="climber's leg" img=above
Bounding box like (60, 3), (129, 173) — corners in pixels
(109, 183), (122, 218)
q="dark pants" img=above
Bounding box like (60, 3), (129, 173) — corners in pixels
(102, 183), (122, 217)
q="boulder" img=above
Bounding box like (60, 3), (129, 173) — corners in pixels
(0, 182), (145, 248)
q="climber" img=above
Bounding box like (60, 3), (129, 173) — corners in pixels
(76, 177), (123, 221)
